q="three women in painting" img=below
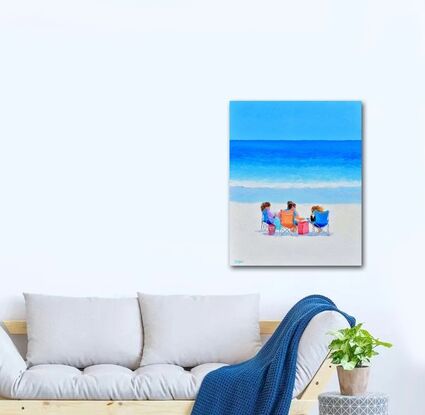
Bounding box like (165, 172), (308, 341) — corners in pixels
(261, 201), (327, 233)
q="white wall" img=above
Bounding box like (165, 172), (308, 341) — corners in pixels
(0, 1), (424, 413)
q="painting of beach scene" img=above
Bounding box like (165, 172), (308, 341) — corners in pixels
(229, 101), (362, 266)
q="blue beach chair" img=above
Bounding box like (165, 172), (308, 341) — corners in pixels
(311, 210), (330, 234)
(273, 217), (282, 235)
(260, 210), (268, 231)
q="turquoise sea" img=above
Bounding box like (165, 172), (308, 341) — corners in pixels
(229, 140), (362, 204)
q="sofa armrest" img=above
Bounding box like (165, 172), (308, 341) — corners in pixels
(0, 325), (26, 398)
(293, 310), (350, 398)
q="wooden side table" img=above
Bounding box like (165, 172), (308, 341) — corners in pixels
(319, 392), (389, 415)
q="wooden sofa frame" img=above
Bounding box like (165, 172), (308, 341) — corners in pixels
(0, 320), (335, 415)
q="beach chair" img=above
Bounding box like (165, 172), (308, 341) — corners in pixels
(311, 210), (330, 234)
(280, 210), (296, 235)
(273, 217), (282, 235)
(260, 210), (268, 231)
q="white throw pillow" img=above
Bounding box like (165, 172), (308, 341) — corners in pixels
(138, 293), (261, 367)
(24, 293), (143, 369)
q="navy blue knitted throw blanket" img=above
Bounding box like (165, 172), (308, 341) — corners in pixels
(191, 295), (355, 415)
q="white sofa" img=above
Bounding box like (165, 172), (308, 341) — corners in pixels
(0, 293), (349, 415)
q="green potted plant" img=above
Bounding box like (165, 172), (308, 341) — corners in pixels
(328, 323), (392, 396)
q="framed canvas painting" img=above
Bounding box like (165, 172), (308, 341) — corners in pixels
(229, 101), (362, 266)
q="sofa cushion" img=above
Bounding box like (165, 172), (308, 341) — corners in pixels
(13, 363), (227, 400)
(138, 293), (261, 367)
(24, 293), (143, 369)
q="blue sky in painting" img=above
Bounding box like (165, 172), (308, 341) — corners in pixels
(230, 101), (362, 141)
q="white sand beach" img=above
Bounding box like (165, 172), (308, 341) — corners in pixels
(229, 203), (362, 266)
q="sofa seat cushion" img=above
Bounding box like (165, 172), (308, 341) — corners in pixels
(13, 363), (227, 400)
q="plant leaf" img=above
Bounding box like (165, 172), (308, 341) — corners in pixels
(341, 361), (356, 371)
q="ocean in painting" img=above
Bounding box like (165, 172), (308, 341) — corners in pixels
(229, 140), (362, 204)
